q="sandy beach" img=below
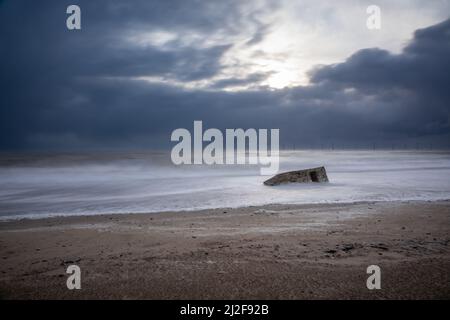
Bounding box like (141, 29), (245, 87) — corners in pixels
(0, 200), (449, 299)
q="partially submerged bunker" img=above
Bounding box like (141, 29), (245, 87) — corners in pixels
(263, 166), (329, 186)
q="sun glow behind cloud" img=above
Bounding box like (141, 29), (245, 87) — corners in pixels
(125, 0), (450, 91)
(2, 0), (450, 151)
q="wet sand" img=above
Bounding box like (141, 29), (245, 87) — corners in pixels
(0, 200), (449, 299)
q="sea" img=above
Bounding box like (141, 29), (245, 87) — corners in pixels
(0, 150), (449, 219)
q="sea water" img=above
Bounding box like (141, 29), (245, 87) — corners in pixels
(0, 150), (449, 219)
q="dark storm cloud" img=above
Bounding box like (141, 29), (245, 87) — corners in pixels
(210, 73), (270, 89)
(0, 0), (449, 150)
(0, 0), (240, 148)
(310, 18), (450, 95)
(308, 18), (450, 141)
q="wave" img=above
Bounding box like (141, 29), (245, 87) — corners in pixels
(1, 150), (449, 219)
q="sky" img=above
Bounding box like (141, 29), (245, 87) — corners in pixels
(1, 0), (450, 150)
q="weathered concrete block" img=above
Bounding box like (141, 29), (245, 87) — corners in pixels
(263, 166), (329, 186)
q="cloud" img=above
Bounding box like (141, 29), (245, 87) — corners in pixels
(209, 73), (271, 89)
(0, 0), (449, 150)
(245, 23), (271, 46)
(308, 18), (450, 139)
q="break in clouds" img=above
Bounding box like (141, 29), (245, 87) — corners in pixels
(1, 0), (450, 150)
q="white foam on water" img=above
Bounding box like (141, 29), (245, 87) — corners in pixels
(0, 150), (449, 220)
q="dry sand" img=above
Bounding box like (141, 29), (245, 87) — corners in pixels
(0, 200), (449, 299)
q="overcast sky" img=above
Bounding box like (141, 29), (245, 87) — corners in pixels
(1, 0), (450, 150)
